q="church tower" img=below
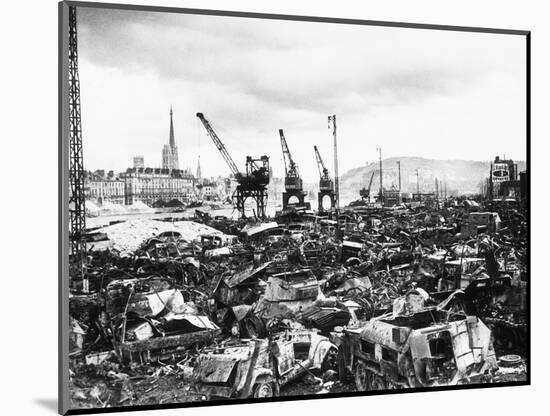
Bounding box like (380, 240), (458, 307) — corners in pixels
(196, 155), (202, 181)
(162, 106), (179, 170)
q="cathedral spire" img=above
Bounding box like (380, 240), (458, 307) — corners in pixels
(169, 105), (175, 148)
(162, 105), (179, 170)
(196, 155), (202, 180)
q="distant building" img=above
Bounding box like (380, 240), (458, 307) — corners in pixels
(133, 155), (145, 169)
(412, 192), (435, 202)
(86, 107), (198, 205)
(489, 156), (520, 199)
(383, 186), (401, 207)
(85, 171), (125, 204)
(162, 106), (180, 170)
(491, 156), (518, 182)
(222, 177), (238, 200)
(86, 168), (196, 206)
(123, 167), (195, 205)
(85, 107), (197, 207)
(201, 180), (217, 200)
(267, 167), (283, 202)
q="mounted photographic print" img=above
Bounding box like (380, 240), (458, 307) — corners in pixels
(59, 1), (530, 414)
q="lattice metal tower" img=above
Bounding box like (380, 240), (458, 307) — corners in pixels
(68, 6), (87, 278)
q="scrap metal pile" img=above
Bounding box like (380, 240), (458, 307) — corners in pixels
(68, 199), (527, 408)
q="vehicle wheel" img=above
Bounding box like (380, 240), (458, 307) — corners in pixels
(321, 347), (339, 373)
(499, 354), (522, 368)
(243, 316), (267, 338)
(354, 361), (370, 391)
(253, 381), (274, 398)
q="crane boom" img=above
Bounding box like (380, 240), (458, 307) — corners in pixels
(196, 113), (240, 178)
(367, 170), (375, 192)
(314, 145), (329, 178)
(314, 145), (334, 195)
(359, 170), (377, 200)
(279, 129), (299, 177)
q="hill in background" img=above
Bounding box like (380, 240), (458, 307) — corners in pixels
(335, 156), (526, 202)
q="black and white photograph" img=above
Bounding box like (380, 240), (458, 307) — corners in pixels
(60, 1), (529, 414)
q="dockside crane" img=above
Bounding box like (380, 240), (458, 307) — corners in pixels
(279, 129), (307, 210)
(359, 170), (376, 201)
(196, 113), (240, 178)
(196, 113), (270, 218)
(314, 145), (335, 212)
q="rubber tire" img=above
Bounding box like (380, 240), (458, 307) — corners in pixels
(321, 347), (339, 373)
(499, 354), (522, 367)
(243, 316), (267, 339)
(253, 381), (275, 398)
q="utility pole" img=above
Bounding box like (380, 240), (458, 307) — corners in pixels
(397, 161), (401, 192)
(328, 115), (339, 210)
(416, 169), (420, 201)
(377, 147), (383, 202)
(435, 177), (439, 200)
(328, 115), (340, 240)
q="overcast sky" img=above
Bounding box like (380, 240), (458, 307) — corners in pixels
(77, 6), (526, 182)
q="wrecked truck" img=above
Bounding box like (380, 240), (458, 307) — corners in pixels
(332, 307), (498, 390)
(192, 329), (338, 399)
(104, 279), (221, 364)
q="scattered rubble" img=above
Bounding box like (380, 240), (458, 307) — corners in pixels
(93, 218), (224, 253)
(69, 197), (527, 408)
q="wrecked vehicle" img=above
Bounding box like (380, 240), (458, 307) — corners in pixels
(332, 303), (498, 390)
(341, 239), (364, 261)
(157, 230), (183, 243)
(201, 234), (239, 257)
(437, 257), (488, 291)
(241, 221), (281, 242)
(68, 194), (527, 408)
(117, 315), (220, 364)
(213, 261), (271, 308)
(192, 329), (338, 399)
(461, 212), (501, 237)
(104, 278), (221, 364)
(255, 269), (324, 320)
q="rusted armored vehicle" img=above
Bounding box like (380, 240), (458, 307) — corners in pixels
(192, 329), (338, 399)
(332, 307), (498, 390)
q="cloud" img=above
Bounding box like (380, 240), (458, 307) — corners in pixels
(75, 6), (526, 182)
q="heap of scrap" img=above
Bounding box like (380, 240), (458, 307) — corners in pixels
(68, 196), (527, 408)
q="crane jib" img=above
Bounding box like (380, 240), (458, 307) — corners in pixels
(196, 113), (241, 177)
